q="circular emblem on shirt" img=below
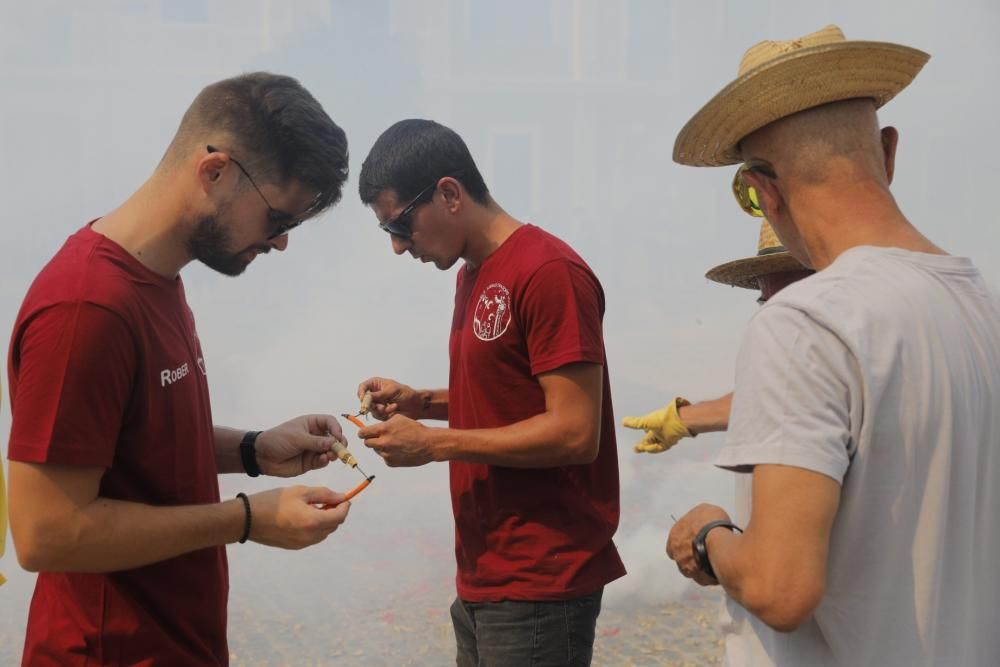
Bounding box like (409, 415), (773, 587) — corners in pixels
(473, 283), (512, 341)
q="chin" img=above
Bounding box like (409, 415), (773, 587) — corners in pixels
(201, 255), (250, 277)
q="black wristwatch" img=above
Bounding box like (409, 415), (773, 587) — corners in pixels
(239, 430), (263, 477)
(692, 520), (743, 580)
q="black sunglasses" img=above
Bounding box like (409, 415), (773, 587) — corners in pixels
(206, 145), (304, 240)
(379, 181), (439, 239)
(379, 172), (464, 239)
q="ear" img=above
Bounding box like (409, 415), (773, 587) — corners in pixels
(742, 169), (782, 219)
(197, 150), (228, 192)
(880, 127), (899, 185)
(437, 177), (463, 214)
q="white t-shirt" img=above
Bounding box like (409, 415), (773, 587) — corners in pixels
(716, 246), (1000, 667)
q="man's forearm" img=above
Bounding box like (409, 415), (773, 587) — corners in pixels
(214, 425), (246, 474)
(428, 410), (597, 467)
(678, 393), (732, 435)
(704, 526), (753, 602)
(702, 515), (824, 632)
(19, 496), (245, 573)
(411, 388), (449, 421)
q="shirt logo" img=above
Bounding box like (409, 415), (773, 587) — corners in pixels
(473, 282), (512, 341)
(160, 362), (190, 386)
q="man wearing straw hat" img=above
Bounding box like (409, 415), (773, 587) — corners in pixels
(623, 220), (811, 452)
(665, 25), (1000, 666)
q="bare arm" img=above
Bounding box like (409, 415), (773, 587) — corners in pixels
(359, 362), (603, 468)
(711, 465), (839, 630)
(406, 387), (449, 421)
(8, 461), (243, 572)
(357, 379), (449, 422)
(214, 426), (245, 473)
(668, 464), (840, 632)
(626, 393), (732, 454)
(8, 460), (351, 573)
(214, 415), (344, 476)
(679, 392), (733, 435)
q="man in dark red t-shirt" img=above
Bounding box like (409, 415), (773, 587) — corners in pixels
(355, 120), (625, 666)
(6, 73), (353, 666)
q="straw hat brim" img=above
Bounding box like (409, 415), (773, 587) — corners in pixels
(674, 41), (930, 167)
(704, 251), (806, 290)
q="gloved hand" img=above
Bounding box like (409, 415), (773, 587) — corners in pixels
(623, 397), (693, 453)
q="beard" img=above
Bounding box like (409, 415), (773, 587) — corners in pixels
(187, 213), (267, 277)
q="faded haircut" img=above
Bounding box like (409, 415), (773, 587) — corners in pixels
(165, 72), (349, 216)
(359, 119), (489, 206)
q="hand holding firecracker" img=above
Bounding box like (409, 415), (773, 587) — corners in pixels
(355, 414), (435, 468)
(317, 413), (375, 509)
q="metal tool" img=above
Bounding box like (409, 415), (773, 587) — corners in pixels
(350, 391), (373, 419)
(331, 437), (371, 480)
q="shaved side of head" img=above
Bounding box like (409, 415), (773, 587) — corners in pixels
(743, 99), (888, 187)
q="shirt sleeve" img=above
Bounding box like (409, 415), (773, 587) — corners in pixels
(716, 303), (860, 483)
(519, 259), (606, 376)
(8, 302), (136, 467)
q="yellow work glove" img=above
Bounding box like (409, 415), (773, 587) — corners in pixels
(623, 397), (693, 454)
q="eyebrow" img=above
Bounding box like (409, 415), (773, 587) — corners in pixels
(379, 199), (409, 225)
(273, 192), (324, 225)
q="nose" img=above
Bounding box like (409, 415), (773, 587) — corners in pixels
(269, 234), (289, 252)
(390, 235), (410, 255)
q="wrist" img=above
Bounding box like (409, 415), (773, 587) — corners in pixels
(240, 431), (263, 477)
(693, 519), (742, 580)
(408, 389), (432, 418)
(408, 388), (447, 421)
(674, 397), (696, 436)
(235, 493), (252, 544)
(427, 427), (454, 462)
(226, 495), (252, 544)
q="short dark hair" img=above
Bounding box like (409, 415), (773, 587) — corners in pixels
(171, 72), (349, 216)
(358, 119), (489, 206)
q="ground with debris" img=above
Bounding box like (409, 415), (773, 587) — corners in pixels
(225, 589), (725, 666)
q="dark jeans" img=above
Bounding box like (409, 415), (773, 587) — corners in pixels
(450, 588), (603, 667)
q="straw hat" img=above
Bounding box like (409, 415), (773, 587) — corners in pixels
(674, 25), (930, 167)
(705, 220), (806, 289)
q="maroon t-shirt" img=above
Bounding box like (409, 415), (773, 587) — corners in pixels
(7, 225), (227, 666)
(449, 224), (626, 602)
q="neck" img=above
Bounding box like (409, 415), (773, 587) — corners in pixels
(92, 171), (195, 278)
(788, 180), (945, 270)
(461, 198), (522, 269)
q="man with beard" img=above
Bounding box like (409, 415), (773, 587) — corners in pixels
(6, 72), (351, 666)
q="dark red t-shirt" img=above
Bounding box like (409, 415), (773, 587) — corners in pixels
(449, 224), (626, 602)
(7, 225), (227, 666)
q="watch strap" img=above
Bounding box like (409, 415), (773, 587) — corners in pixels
(693, 519), (743, 579)
(239, 430), (263, 477)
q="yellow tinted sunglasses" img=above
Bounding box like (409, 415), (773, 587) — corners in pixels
(732, 164), (765, 218)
